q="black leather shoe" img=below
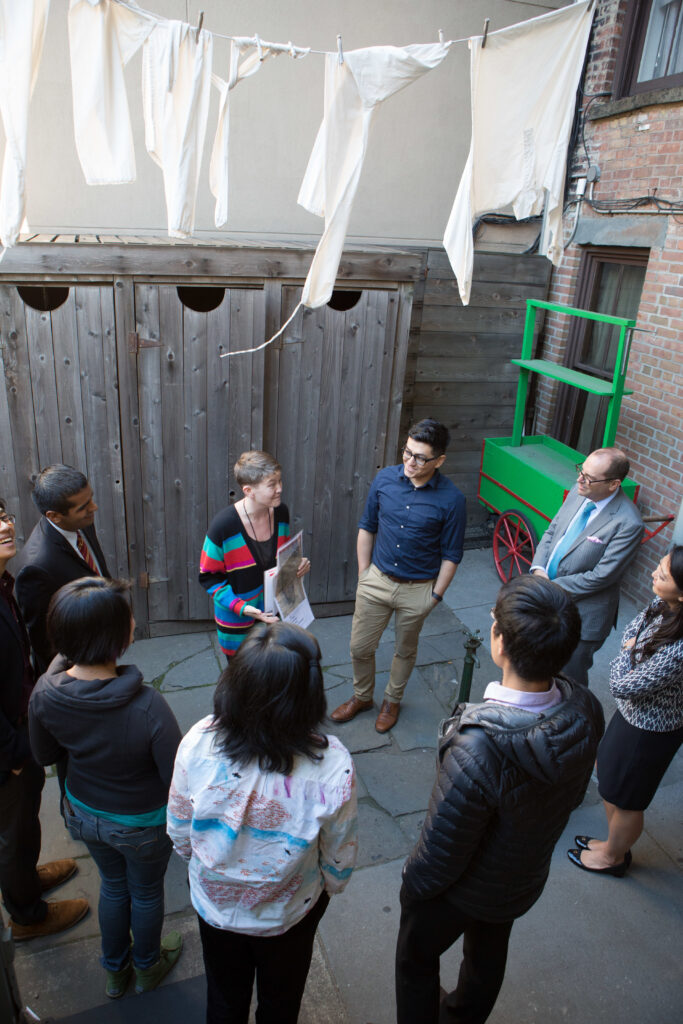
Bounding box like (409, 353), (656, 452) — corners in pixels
(574, 835), (596, 851)
(567, 848), (632, 876)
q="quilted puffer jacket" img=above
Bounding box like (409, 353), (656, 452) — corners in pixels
(402, 677), (604, 922)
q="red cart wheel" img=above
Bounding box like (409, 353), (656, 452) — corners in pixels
(493, 510), (537, 583)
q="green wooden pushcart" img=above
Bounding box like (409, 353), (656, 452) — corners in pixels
(479, 299), (673, 582)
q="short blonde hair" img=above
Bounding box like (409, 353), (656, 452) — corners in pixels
(234, 451), (281, 488)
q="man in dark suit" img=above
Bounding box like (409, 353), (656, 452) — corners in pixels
(0, 497), (88, 939)
(16, 465), (110, 675)
(531, 447), (644, 686)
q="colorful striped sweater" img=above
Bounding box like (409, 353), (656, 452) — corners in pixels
(199, 504), (290, 657)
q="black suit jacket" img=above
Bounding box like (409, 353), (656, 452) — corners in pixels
(0, 582), (34, 782)
(15, 518), (110, 675)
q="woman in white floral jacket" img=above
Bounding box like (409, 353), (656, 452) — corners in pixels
(568, 545), (683, 877)
(167, 621), (357, 1024)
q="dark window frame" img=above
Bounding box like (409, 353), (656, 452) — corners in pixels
(614, 0), (683, 98)
(551, 246), (649, 451)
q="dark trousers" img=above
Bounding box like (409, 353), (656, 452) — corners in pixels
(563, 638), (601, 687)
(0, 760), (47, 924)
(395, 887), (514, 1024)
(197, 891), (329, 1024)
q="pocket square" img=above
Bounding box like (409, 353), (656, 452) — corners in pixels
(586, 535), (604, 544)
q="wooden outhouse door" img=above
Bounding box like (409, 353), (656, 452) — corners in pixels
(265, 285), (413, 606)
(131, 283), (266, 625)
(0, 283), (130, 577)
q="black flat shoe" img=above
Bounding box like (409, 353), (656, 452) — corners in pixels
(574, 834), (597, 851)
(567, 848), (632, 877)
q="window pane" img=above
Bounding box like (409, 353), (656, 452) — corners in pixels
(579, 263), (646, 373)
(638, 0), (683, 82)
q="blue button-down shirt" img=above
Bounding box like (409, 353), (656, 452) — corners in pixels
(359, 465), (466, 579)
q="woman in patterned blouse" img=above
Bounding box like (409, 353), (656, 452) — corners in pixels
(167, 621), (357, 1024)
(568, 545), (683, 877)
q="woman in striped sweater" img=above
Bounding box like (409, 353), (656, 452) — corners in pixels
(199, 452), (310, 659)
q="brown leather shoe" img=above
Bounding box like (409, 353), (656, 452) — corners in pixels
(375, 700), (400, 733)
(10, 898), (89, 941)
(37, 858), (78, 893)
(330, 696), (374, 723)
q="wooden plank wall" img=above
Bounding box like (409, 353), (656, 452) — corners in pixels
(401, 250), (552, 541)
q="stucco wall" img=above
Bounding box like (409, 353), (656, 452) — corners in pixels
(16, 0), (568, 245)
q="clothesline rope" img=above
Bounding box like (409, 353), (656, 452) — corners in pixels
(113, 0), (473, 56)
(220, 300), (303, 357)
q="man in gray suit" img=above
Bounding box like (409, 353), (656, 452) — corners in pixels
(531, 447), (643, 686)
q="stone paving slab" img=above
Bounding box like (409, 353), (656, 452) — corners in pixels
(356, 802), (413, 869)
(126, 633), (214, 685)
(353, 748), (437, 817)
(326, 705), (392, 755)
(395, 810), (426, 850)
(390, 673), (446, 751)
(163, 684), (216, 735)
(160, 647), (222, 692)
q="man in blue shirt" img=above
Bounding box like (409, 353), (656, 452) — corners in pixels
(331, 419), (466, 733)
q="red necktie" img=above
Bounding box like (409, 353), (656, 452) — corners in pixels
(77, 532), (100, 575)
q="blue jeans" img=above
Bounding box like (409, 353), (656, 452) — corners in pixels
(64, 799), (172, 971)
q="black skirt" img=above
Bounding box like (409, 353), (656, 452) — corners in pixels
(597, 708), (683, 811)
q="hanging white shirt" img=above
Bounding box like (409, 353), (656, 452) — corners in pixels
(298, 43), (450, 309)
(0, 0), (50, 248)
(142, 19), (213, 238)
(443, 1), (594, 305)
(210, 38), (282, 229)
(68, 0), (154, 185)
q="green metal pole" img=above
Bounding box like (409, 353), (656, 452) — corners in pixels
(456, 627), (483, 706)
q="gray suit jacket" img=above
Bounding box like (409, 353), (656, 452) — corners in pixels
(533, 486), (644, 644)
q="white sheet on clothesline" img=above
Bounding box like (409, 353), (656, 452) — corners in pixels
(298, 42), (450, 309)
(443, 0), (594, 305)
(68, 0), (153, 185)
(210, 38), (282, 229)
(0, 0), (50, 248)
(142, 18), (213, 238)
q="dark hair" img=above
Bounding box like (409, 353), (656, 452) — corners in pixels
(594, 447), (629, 482)
(407, 418), (450, 456)
(32, 465), (88, 515)
(0, 497), (5, 513)
(633, 545), (683, 661)
(212, 622), (328, 775)
(47, 578), (133, 666)
(493, 575), (581, 681)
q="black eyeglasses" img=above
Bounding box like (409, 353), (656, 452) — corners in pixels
(0, 512), (16, 525)
(402, 446), (439, 468)
(575, 464), (616, 485)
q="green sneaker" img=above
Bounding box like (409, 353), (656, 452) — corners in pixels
(134, 931), (183, 994)
(105, 962), (133, 999)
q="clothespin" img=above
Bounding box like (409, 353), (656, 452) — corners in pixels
(195, 11), (204, 43)
(482, 18), (490, 48)
(438, 29), (444, 44)
(337, 34), (344, 66)
(254, 33), (264, 61)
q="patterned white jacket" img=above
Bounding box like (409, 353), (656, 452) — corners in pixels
(168, 717), (357, 936)
(610, 601), (683, 732)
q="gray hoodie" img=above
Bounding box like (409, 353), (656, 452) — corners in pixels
(29, 656), (182, 815)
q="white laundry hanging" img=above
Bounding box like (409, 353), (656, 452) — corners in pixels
(443, 0), (594, 305)
(0, 0), (50, 248)
(298, 43), (450, 309)
(142, 19), (213, 238)
(68, 0), (153, 185)
(210, 38), (281, 229)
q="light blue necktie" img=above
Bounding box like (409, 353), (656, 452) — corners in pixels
(546, 501), (596, 580)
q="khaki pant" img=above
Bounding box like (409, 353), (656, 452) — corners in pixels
(350, 564), (435, 704)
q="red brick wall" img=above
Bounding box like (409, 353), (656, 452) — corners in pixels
(535, 0), (682, 608)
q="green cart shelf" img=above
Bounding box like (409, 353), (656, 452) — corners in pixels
(479, 299), (641, 581)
